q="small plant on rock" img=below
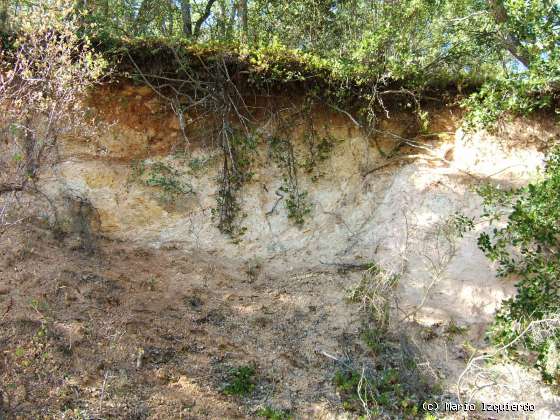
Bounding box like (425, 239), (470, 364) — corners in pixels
(145, 162), (193, 196)
(256, 406), (292, 419)
(268, 136), (311, 226)
(213, 131), (258, 240)
(129, 160), (194, 204)
(223, 365), (256, 396)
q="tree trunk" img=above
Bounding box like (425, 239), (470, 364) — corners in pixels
(238, 0), (247, 42)
(217, 0), (227, 38)
(227, 0), (237, 39)
(167, 0), (174, 35)
(488, 0), (533, 68)
(193, 0), (217, 38)
(0, 0), (8, 32)
(181, 0), (192, 37)
(134, 0), (153, 36)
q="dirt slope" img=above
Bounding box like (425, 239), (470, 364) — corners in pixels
(1, 225), (370, 418)
(2, 85), (560, 419)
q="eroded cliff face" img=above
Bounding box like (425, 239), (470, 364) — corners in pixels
(36, 83), (560, 416)
(47, 85), (558, 324)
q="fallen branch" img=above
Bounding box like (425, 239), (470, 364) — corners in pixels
(361, 155), (417, 177)
(1, 297), (13, 321)
(265, 190), (284, 216)
(319, 260), (374, 273)
(0, 183), (23, 194)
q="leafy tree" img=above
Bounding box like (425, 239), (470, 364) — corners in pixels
(0, 0), (555, 106)
(0, 1), (107, 225)
(462, 0), (559, 127)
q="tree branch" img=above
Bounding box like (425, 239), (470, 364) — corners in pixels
(180, 0), (192, 37)
(0, 183), (23, 195)
(488, 0), (532, 68)
(193, 0), (217, 38)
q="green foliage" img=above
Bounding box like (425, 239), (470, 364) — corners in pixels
(0, 1), (107, 209)
(451, 213), (475, 238)
(282, 189), (311, 226)
(145, 162), (193, 196)
(268, 136), (311, 226)
(98, 0), (557, 133)
(462, 75), (558, 130)
(187, 154), (217, 174)
(476, 148), (560, 383)
(315, 136), (335, 162)
(342, 262), (436, 417)
(2, 0), (558, 116)
(360, 328), (385, 355)
(223, 365), (256, 396)
(443, 319), (469, 341)
(333, 321), (441, 417)
(256, 406), (292, 420)
(460, 0), (560, 128)
(130, 160), (193, 203)
(333, 362), (426, 417)
(250, 0), (500, 85)
(213, 131), (258, 239)
(301, 121), (337, 180)
(4, 0), (555, 135)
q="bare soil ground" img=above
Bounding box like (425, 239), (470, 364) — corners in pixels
(0, 223), (387, 419)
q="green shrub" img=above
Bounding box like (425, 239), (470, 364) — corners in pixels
(256, 406), (292, 420)
(268, 136), (311, 226)
(476, 148), (560, 383)
(145, 162), (193, 196)
(223, 365), (256, 396)
(213, 132), (258, 239)
(333, 363), (424, 417)
(461, 73), (558, 131)
(130, 160), (193, 203)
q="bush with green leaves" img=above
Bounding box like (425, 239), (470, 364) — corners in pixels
(222, 365), (256, 396)
(130, 161), (193, 203)
(476, 148), (560, 383)
(462, 73), (558, 130)
(145, 162), (193, 195)
(268, 136), (311, 226)
(333, 332), (435, 418)
(256, 406), (292, 420)
(341, 263), (437, 417)
(460, 0), (560, 129)
(0, 1), (107, 233)
(212, 131), (258, 239)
